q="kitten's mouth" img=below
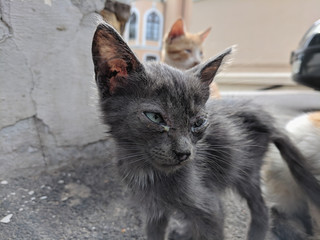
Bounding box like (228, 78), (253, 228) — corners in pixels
(155, 159), (190, 171)
(148, 153), (191, 172)
(161, 162), (182, 168)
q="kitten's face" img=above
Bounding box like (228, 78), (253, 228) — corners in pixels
(115, 65), (211, 172)
(162, 19), (211, 70)
(92, 23), (231, 173)
(164, 33), (205, 70)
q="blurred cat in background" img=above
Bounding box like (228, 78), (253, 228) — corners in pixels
(161, 18), (210, 70)
(161, 19), (220, 98)
(263, 111), (320, 240)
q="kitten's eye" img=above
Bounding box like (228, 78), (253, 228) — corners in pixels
(191, 117), (208, 133)
(144, 112), (166, 125)
(185, 49), (192, 54)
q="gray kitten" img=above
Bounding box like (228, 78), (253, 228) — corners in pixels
(91, 23), (320, 240)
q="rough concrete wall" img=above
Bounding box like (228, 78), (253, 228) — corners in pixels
(0, 0), (113, 178)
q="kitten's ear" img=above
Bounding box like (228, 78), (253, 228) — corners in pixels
(188, 47), (233, 86)
(167, 18), (185, 41)
(199, 27), (211, 42)
(92, 23), (143, 96)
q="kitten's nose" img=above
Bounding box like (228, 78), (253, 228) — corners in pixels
(174, 151), (191, 163)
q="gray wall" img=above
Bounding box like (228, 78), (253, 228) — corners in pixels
(0, 0), (113, 178)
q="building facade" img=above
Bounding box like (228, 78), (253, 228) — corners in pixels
(123, 0), (165, 62)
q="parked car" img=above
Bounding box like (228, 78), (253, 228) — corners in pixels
(290, 19), (320, 90)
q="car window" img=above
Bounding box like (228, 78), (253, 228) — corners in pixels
(309, 34), (320, 46)
(299, 21), (320, 48)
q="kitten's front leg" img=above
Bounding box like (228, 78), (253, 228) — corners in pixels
(146, 214), (169, 240)
(191, 209), (224, 240)
(181, 199), (225, 240)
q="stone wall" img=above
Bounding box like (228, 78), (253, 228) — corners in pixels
(0, 0), (114, 178)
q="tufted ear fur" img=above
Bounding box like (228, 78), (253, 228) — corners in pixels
(199, 27), (211, 42)
(92, 23), (143, 97)
(188, 47), (233, 86)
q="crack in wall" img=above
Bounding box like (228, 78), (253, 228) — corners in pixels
(1, 0), (48, 166)
(0, 0), (13, 43)
(0, 116), (112, 159)
(34, 117), (49, 166)
(0, 116), (34, 130)
(0, 115), (114, 178)
(11, 39), (48, 167)
(0, 116), (47, 166)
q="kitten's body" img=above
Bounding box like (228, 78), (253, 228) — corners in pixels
(91, 23), (320, 240)
(161, 19), (220, 98)
(263, 112), (320, 239)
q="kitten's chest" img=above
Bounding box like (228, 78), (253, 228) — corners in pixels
(130, 168), (194, 205)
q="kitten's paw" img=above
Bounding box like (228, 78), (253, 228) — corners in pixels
(166, 215), (193, 240)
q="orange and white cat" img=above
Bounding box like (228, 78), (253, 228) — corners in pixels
(263, 111), (320, 239)
(161, 19), (220, 98)
(161, 18), (211, 70)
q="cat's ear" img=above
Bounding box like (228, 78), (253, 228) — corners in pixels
(188, 47), (233, 86)
(167, 18), (185, 41)
(199, 27), (211, 42)
(92, 23), (143, 96)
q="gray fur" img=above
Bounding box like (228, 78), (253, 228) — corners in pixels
(270, 207), (313, 240)
(91, 23), (320, 240)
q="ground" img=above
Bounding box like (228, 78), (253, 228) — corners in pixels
(1, 157), (266, 240)
(0, 160), (145, 240)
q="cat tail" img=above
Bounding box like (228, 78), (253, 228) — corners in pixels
(271, 130), (320, 209)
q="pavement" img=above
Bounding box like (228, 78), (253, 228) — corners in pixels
(0, 155), (255, 240)
(1, 159), (261, 240)
(1, 89), (320, 240)
(0, 159), (146, 240)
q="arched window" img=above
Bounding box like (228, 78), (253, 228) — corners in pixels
(142, 8), (163, 47)
(146, 12), (160, 41)
(129, 13), (137, 40)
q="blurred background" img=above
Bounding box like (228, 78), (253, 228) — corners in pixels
(1, 0), (320, 178)
(121, 0), (320, 90)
